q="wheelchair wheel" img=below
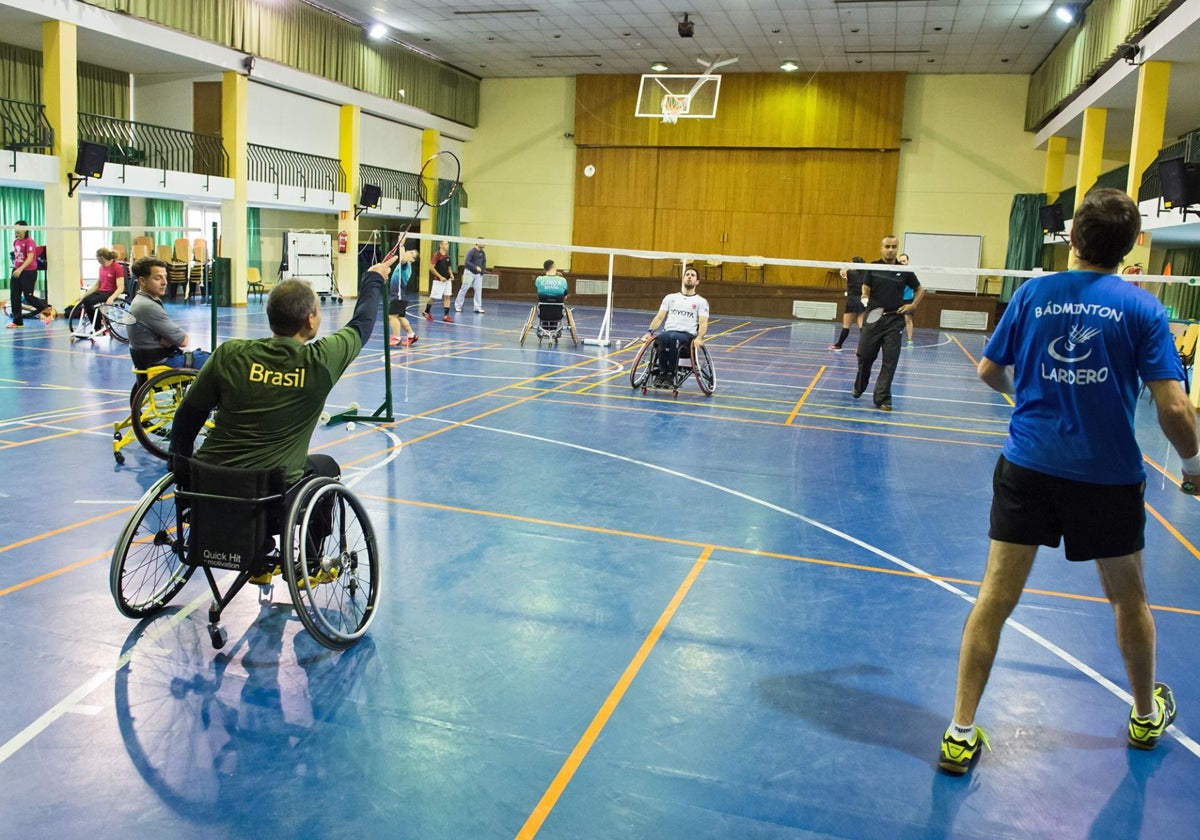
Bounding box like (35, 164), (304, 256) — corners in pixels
(283, 478), (381, 650)
(66, 304), (90, 335)
(519, 306), (536, 346)
(565, 306), (579, 347)
(104, 301), (132, 344)
(692, 343), (716, 395)
(110, 472), (194, 618)
(132, 368), (198, 460)
(630, 338), (656, 390)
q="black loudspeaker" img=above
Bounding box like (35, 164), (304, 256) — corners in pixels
(1038, 203), (1065, 233)
(358, 184), (382, 208)
(74, 141), (107, 178)
(1159, 157), (1200, 208)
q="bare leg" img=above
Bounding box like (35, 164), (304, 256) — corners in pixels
(1095, 552), (1157, 717)
(951, 540), (1038, 725)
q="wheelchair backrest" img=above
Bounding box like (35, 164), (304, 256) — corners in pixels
(172, 456), (287, 571)
(537, 301), (565, 321)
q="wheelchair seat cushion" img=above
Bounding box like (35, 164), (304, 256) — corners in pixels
(172, 456), (287, 572)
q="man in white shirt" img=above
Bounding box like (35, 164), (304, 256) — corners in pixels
(640, 267), (709, 385)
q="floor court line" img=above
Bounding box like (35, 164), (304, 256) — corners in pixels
(786, 365), (824, 425)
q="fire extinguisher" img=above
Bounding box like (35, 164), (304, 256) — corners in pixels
(337, 230), (348, 253)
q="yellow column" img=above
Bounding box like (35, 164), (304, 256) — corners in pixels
(1074, 107), (1107, 212)
(41, 21), (80, 310)
(418, 130), (440, 295)
(220, 71), (248, 306)
(337, 105), (361, 297)
(1043, 136), (1067, 199)
(1127, 61), (1171, 199)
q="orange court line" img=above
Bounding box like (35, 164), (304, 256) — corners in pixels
(0, 550), (111, 598)
(951, 335), (1013, 407)
(786, 365), (825, 426)
(516, 546), (714, 839)
(1146, 502), (1200, 561)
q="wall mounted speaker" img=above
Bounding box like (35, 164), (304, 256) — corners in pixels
(1159, 157), (1200, 208)
(74, 141), (108, 178)
(358, 183), (382, 208)
(1038, 203), (1065, 233)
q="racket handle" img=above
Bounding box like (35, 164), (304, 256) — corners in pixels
(1183, 479), (1196, 494)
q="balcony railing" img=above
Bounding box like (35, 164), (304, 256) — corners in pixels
(0, 96), (53, 153)
(249, 143), (346, 193)
(78, 112), (227, 177)
(358, 162), (468, 209)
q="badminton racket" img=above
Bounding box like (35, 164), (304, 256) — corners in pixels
(863, 306), (899, 325)
(385, 150), (462, 259)
(99, 303), (137, 325)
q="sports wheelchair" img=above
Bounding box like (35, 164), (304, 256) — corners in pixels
(113, 365), (203, 465)
(519, 295), (579, 347)
(110, 456), (381, 651)
(629, 335), (716, 397)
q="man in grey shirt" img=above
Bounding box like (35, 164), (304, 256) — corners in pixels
(129, 257), (208, 370)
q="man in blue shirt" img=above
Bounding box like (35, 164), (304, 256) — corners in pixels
(939, 188), (1200, 774)
(455, 240), (487, 314)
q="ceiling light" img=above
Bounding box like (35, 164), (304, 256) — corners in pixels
(1054, 5), (1076, 24)
(650, 61), (669, 72)
(368, 23), (387, 39)
(780, 60), (799, 72)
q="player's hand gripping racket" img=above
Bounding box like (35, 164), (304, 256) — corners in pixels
(385, 150), (462, 259)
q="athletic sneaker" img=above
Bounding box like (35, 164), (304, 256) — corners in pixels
(249, 565), (281, 586)
(389, 335), (402, 346)
(424, 311), (433, 321)
(828, 344), (843, 352)
(454, 305), (462, 312)
(907, 339), (914, 347)
(475, 308), (486, 314)
(878, 402), (893, 412)
(1128, 682), (1177, 749)
(939, 725), (990, 775)
(443, 314), (453, 323)
(402, 335), (419, 346)
(7, 323), (23, 329)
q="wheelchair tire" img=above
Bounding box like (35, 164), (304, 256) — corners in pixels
(630, 338), (656, 389)
(110, 472), (194, 617)
(283, 477), (381, 650)
(519, 307), (535, 346)
(106, 302), (131, 344)
(692, 343), (716, 395)
(131, 368), (199, 460)
(66, 304), (88, 334)
(566, 306), (579, 347)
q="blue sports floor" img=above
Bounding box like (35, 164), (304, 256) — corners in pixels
(2, 295), (1199, 839)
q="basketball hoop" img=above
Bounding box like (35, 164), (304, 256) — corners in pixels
(661, 94), (689, 124)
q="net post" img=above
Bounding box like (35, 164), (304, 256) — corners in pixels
(325, 293), (395, 425)
(582, 251), (614, 347)
(209, 220), (219, 346)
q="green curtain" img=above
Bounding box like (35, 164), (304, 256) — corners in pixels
(144, 198), (184, 248)
(106, 194), (131, 253)
(435, 186), (462, 269)
(1, 187), (46, 291)
(1155, 249), (1200, 320)
(247, 206), (262, 275)
(79, 64), (130, 119)
(1001, 192), (1047, 302)
(0, 44), (40, 103)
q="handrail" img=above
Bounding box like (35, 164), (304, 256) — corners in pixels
(249, 143), (346, 192)
(0, 96), (53, 153)
(358, 162), (468, 208)
(78, 112), (227, 177)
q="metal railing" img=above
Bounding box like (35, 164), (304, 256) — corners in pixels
(249, 143), (346, 193)
(358, 163), (469, 208)
(78, 112), (227, 177)
(0, 96), (53, 153)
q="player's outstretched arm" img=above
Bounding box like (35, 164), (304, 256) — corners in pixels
(346, 257), (396, 345)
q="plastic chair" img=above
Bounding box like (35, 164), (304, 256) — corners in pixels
(247, 267), (265, 300)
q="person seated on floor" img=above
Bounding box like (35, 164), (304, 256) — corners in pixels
(639, 266), (709, 387)
(535, 259), (568, 301)
(128, 256), (210, 372)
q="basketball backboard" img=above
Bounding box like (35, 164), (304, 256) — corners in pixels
(635, 74), (721, 122)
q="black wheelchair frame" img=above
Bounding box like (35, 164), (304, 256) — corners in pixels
(110, 456), (381, 651)
(629, 335), (716, 397)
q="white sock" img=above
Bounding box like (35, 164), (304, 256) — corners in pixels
(1133, 702), (1161, 723)
(950, 722), (975, 739)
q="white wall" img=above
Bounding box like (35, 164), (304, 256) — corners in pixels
(362, 113), (423, 170)
(247, 83), (340, 157)
(132, 74), (198, 130)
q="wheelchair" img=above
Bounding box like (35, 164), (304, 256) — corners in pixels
(68, 299), (132, 344)
(629, 335), (716, 397)
(520, 295), (579, 347)
(113, 365), (203, 464)
(110, 456), (381, 651)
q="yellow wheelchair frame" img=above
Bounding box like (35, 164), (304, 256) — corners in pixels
(113, 365), (205, 465)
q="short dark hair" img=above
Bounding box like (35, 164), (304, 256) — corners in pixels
(1072, 187), (1140, 269)
(15, 219), (28, 227)
(850, 256), (866, 263)
(132, 257), (169, 279)
(543, 259), (555, 271)
(267, 279), (317, 335)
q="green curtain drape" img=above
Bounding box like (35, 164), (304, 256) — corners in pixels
(105, 194), (131, 253)
(1001, 192), (1048, 302)
(247, 207), (262, 275)
(2, 187), (46, 291)
(435, 186), (462, 269)
(0, 44), (128, 117)
(0, 44), (40, 103)
(144, 198), (184, 248)
(1154, 249), (1200, 320)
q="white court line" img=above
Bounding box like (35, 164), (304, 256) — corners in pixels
(448, 418), (1200, 758)
(0, 436), (402, 766)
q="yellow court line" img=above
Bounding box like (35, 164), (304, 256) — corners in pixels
(0, 506), (132, 559)
(516, 546), (714, 839)
(1147, 502), (1200, 561)
(725, 327), (771, 352)
(0, 550), (110, 598)
(786, 365), (824, 425)
(951, 334), (1013, 407)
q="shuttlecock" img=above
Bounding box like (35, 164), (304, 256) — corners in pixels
(346, 422), (356, 432)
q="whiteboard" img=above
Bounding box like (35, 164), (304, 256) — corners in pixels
(901, 232), (983, 293)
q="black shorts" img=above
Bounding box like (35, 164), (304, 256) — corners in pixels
(989, 455), (1145, 561)
(389, 296), (410, 315)
(844, 293), (865, 314)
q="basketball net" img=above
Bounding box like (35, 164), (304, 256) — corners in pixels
(661, 94), (689, 124)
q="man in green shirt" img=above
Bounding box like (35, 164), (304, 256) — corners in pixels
(170, 257), (395, 485)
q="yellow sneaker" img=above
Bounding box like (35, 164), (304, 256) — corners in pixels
(939, 725), (990, 774)
(249, 565), (281, 586)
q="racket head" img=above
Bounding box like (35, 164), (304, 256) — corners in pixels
(417, 150), (462, 207)
(100, 303), (137, 325)
(864, 307), (885, 324)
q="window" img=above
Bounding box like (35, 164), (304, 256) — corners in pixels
(185, 203), (221, 248)
(79, 197), (108, 291)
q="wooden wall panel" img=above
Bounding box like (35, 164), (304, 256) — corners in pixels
(575, 72), (906, 150)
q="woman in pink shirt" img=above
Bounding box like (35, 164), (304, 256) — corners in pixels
(8, 220), (54, 327)
(78, 248), (126, 324)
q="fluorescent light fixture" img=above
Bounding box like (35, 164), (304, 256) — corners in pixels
(368, 22), (387, 39)
(1055, 5), (1075, 23)
(780, 60), (799, 72)
(650, 61), (669, 72)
